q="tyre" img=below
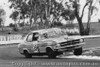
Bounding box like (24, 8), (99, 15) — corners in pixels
(24, 50), (32, 58)
(46, 48), (56, 58)
(73, 47), (82, 56)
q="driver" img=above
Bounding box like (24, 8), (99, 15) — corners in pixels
(43, 33), (48, 38)
(33, 33), (39, 41)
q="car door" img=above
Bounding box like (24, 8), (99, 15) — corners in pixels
(37, 33), (49, 53)
(25, 33), (39, 53)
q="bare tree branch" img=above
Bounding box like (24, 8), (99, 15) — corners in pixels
(81, 2), (90, 19)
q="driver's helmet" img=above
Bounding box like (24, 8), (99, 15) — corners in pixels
(34, 33), (39, 37)
(43, 33), (48, 38)
(33, 32), (39, 41)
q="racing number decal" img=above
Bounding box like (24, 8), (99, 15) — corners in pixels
(33, 44), (38, 50)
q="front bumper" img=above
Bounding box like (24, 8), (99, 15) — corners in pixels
(54, 42), (85, 52)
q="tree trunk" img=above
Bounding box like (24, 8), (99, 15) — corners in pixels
(86, 1), (93, 35)
(44, 0), (52, 28)
(40, 14), (44, 27)
(44, 4), (49, 28)
(30, 0), (33, 28)
(74, 1), (85, 35)
(76, 17), (85, 35)
(34, 5), (37, 24)
(29, 11), (33, 28)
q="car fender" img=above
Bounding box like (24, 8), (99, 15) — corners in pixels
(46, 46), (55, 51)
(23, 48), (30, 53)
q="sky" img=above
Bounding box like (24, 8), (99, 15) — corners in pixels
(0, 0), (100, 26)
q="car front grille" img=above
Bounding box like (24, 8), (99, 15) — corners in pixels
(60, 39), (80, 46)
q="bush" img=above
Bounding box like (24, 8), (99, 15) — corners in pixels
(65, 23), (75, 28)
(50, 22), (63, 27)
(9, 23), (16, 27)
(13, 27), (19, 31)
(19, 22), (24, 27)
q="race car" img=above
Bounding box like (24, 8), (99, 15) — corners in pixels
(18, 28), (85, 58)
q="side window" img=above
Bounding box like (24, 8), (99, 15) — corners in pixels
(33, 33), (39, 41)
(26, 33), (33, 42)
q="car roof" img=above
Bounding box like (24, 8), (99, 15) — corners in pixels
(28, 28), (69, 38)
(30, 28), (61, 34)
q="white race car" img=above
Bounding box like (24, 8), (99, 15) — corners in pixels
(18, 28), (85, 58)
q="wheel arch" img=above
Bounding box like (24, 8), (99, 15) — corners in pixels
(23, 48), (30, 54)
(46, 46), (54, 52)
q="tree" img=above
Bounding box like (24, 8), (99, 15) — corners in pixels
(10, 11), (19, 22)
(0, 7), (6, 27)
(9, 0), (75, 28)
(69, 0), (98, 35)
(9, 0), (54, 27)
(57, 0), (99, 35)
(10, 11), (19, 27)
(9, 23), (15, 27)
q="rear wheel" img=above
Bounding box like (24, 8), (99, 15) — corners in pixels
(46, 48), (56, 58)
(24, 50), (32, 58)
(73, 47), (82, 56)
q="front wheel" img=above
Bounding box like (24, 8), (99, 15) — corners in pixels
(24, 50), (32, 58)
(73, 47), (82, 56)
(46, 48), (56, 58)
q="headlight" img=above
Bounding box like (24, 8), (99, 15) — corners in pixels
(56, 44), (60, 47)
(80, 39), (84, 42)
(53, 44), (60, 49)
